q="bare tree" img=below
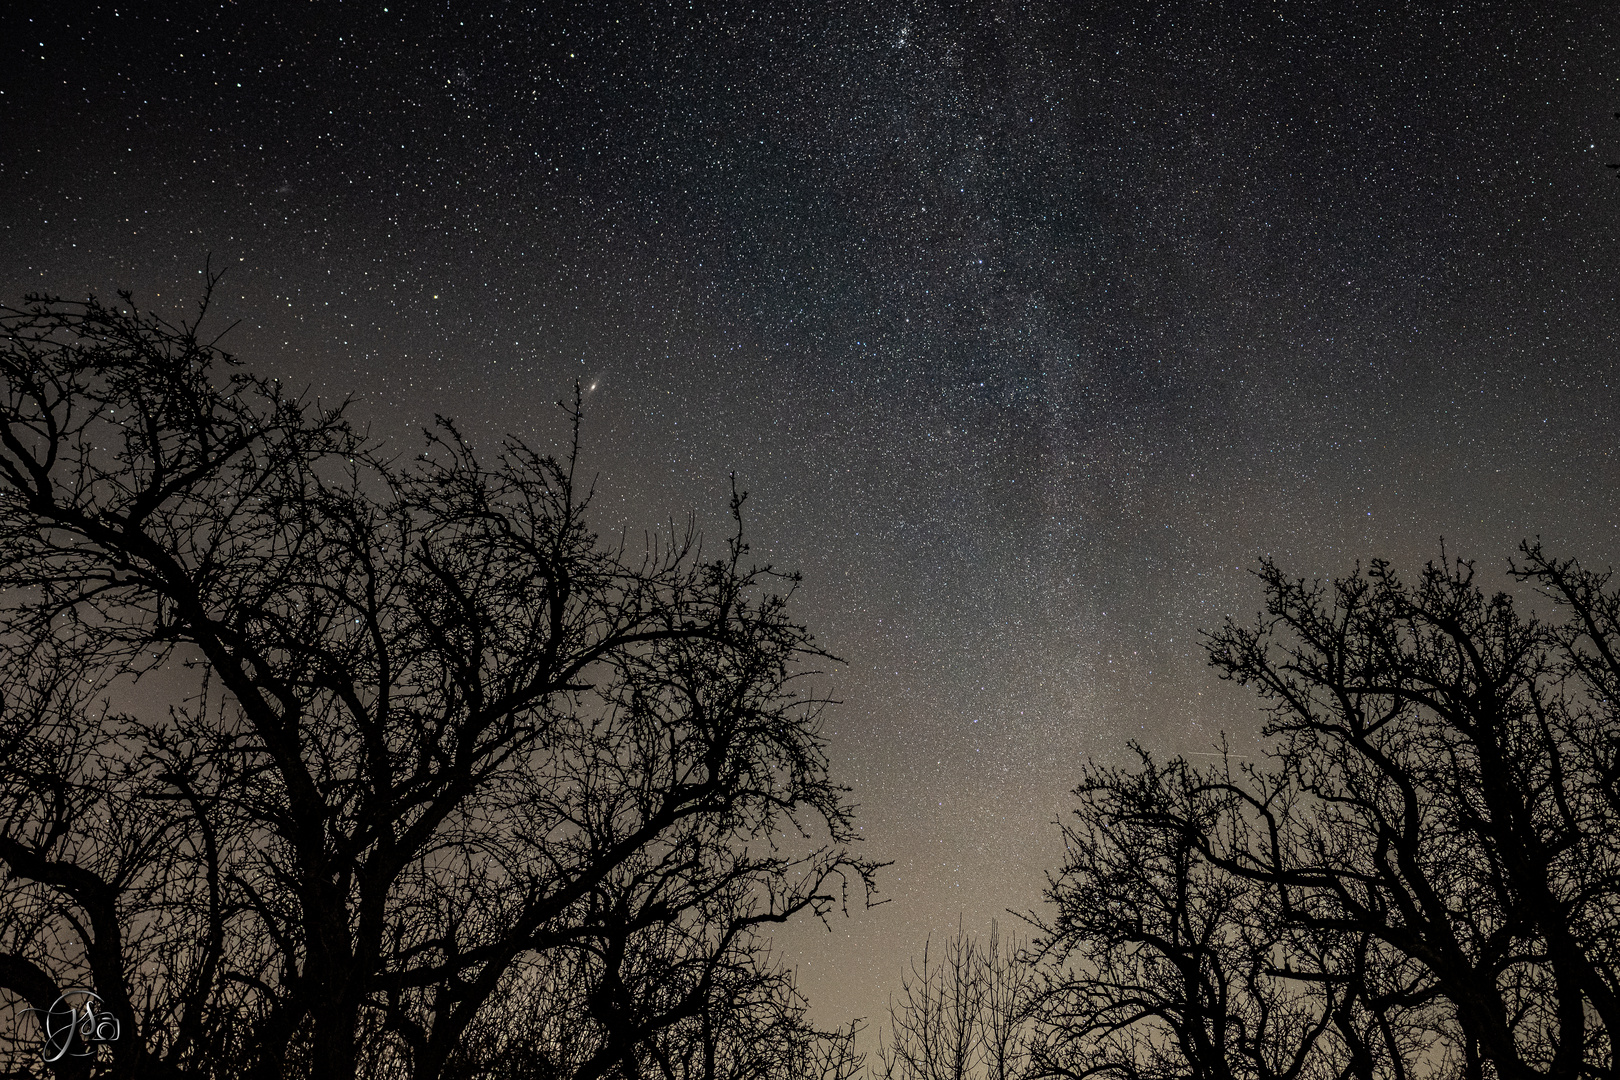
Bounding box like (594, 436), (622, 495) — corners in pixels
(0, 636), (235, 1080)
(873, 920), (1033, 1080)
(1028, 749), (1435, 1080)
(1026, 546), (1620, 1080)
(432, 927), (866, 1080)
(1180, 552), (1620, 1080)
(0, 285), (877, 1079)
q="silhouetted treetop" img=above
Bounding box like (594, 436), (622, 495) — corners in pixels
(0, 282), (876, 1080)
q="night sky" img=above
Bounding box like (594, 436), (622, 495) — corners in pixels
(4, 0), (1619, 1037)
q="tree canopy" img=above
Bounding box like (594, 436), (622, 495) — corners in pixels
(0, 284), (874, 1080)
(1030, 550), (1620, 1080)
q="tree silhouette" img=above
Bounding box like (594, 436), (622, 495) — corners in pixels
(874, 920), (1033, 1080)
(1027, 548), (1620, 1080)
(0, 284), (876, 1079)
(1028, 750), (1436, 1080)
(1194, 553), (1620, 1080)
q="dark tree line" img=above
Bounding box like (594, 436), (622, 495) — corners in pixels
(1024, 550), (1620, 1080)
(876, 551), (1620, 1080)
(0, 285), (874, 1080)
(872, 921), (1031, 1080)
(5, 280), (1619, 1080)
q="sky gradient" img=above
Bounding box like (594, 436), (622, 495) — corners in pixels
(4, 0), (1619, 1035)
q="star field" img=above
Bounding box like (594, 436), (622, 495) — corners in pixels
(3, 0), (1619, 1035)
